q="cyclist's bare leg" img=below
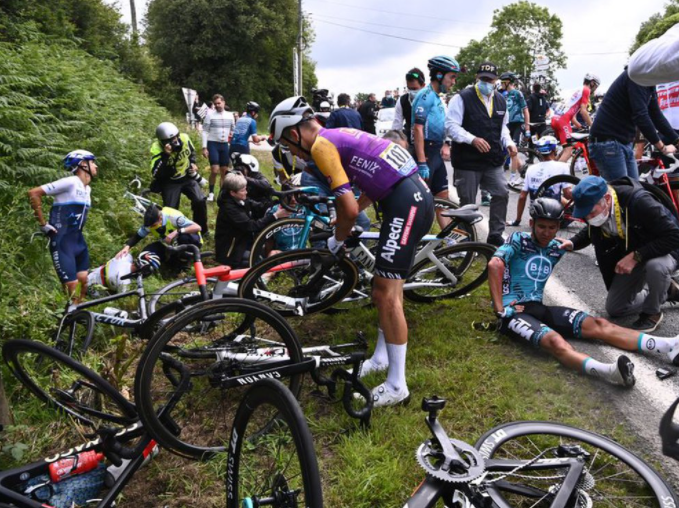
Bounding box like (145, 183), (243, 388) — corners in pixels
(219, 164), (229, 186)
(435, 189), (451, 229)
(581, 316), (679, 356)
(558, 145), (573, 163)
(539, 331), (588, 370)
(372, 277), (407, 346)
(208, 163), (220, 188)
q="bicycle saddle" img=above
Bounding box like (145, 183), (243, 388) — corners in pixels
(571, 132), (589, 141)
(441, 208), (483, 224)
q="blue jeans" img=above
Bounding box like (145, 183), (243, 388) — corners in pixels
(589, 140), (638, 181)
(300, 171), (372, 231)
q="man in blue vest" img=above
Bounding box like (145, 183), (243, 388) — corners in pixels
(446, 61), (517, 247)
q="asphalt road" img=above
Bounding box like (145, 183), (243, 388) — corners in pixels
(444, 161), (679, 482)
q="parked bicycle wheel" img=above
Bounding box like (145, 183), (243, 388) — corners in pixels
(226, 378), (323, 508)
(569, 147), (590, 178)
(404, 242), (496, 303)
(147, 276), (218, 315)
(2, 339), (138, 428)
(134, 298), (304, 460)
(53, 310), (95, 357)
(249, 217), (330, 267)
(475, 421), (677, 507)
(238, 248), (358, 317)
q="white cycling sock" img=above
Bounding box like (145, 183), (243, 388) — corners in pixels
(370, 328), (388, 367)
(638, 333), (677, 357)
(385, 342), (407, 393)
(582, 357), (617, 380)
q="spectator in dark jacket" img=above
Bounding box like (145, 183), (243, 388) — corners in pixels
(358, 93), (378, 134)
(526, 83), (550, 138)
(326, 93), (363, 129)
(380, 90), (396, 108)
(589, 69), (678, 181)
(215, 173), (289, 267)
(562, 176), (679, 332)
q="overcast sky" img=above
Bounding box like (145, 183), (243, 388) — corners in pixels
(109, 0), (668, 100)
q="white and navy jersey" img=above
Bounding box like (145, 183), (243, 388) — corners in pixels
(41, 175), (91, 232)
(202, 110), (235, 145)
(522, 161), (571, 200)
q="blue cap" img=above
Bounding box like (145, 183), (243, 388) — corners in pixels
(572, 176), (608, 219)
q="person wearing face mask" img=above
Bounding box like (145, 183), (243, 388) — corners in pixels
(381, 90), (396, 108)
(326, 93), (363, 130)
(561, 175), (679, 332)
(391, 67), (426, 151)
(150, 122), (209, 235)
(412, 56), (460, 229)
(446, 61), (517, 247)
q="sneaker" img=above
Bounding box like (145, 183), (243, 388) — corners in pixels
(667, 279), (679, 304)
(668, 347), (679, 366)
(358, 359), (388, 378)
(207, 192), (215, 202)
(610, 355), (636, 388)
(631, 312), (664, 332)
(370, 382), (410, 408)
(481, 191), (491, 206)
(486, 235), (505, 248)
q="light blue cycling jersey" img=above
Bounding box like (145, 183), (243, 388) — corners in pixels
(411, 84), (446, 143)
(506, 89), (527, 124)
(493, 232), (566, 306)
(231, 114), (257, 147)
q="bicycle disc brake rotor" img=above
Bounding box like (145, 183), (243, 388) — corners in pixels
(416, 438), (486, 483)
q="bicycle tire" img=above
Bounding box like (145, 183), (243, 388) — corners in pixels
(404, 242), (496, 303)
(2, 339), (138, 427)
(139, 294), (203, 341)
(134, 297), (305, 460)
(249, 217), (330, 267)
(53, 310), (95, 358)
(433, 198), (478, 244)
(238, 248), (358, 317)
(535, 174), (580, 200)
(569, 147), (589, 178)
(475, 420), (677, 507)
(147, 276), (218, 315)
(226, 378), (323, 508)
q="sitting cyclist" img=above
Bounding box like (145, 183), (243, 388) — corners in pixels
(87, 251), (160, 296)
(262, 182), (308, 256)
(507, 135), (572, 226)
(115, 203), (202, 271)
(562, 176), (679, 332)
(269, 96), (435, 407)
(215, 172), (290, 268)
(490, 198), (679, 388)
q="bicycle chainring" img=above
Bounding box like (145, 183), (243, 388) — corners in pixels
(416, 438), (486, 483)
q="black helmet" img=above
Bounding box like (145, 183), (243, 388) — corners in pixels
(530, 198), (564, 221)
(144, 204), (162, 227)
(246, 101), (260, 114)
(500, 71), (517, 83)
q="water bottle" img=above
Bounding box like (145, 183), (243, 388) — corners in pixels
(103, 307), (129, 319)
(104, 443), (159, 487)
(49, 450), (104, 483)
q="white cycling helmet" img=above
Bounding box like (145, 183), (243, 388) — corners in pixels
(156, 122), (179, 143)
(535, 135), (559, 154)
(233, 153), (260, 173)
(584, 73), (601, 86)
(269, 96), (314, 143)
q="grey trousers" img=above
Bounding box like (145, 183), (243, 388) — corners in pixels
(453, 166), (508, 238)
(605, 253), (678, 316)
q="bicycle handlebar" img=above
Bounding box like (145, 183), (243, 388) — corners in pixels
(660, 397), (679, 460)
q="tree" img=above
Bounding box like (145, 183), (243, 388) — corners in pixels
(145, 0), (318, 114)
(630, 0), (679, 53)
(454, 1), (566, 90)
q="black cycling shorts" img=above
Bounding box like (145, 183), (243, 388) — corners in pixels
(499, 301), (589, 348)
(374, 174), (434, 279)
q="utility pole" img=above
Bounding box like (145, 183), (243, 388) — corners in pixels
(297, 0), (303, 96)
(130, 0), (138, 36)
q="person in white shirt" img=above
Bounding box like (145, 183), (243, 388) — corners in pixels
(628, 23), (679, 87)
(507, 136), (572, 226)
(202, 94), (235, 201)
(391, 67), (426, 150)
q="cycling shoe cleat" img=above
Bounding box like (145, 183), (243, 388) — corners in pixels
(369, 383), (410, 408)
(610, 355), (636, 388)
(669, 347), (679, 366)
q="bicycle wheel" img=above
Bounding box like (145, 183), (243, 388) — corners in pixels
(516, 147), (541, 179)
(53, 310), (95, 357)
(238, 248), (358, 317)
(249, 217), (330, 267)
(147, 276), (218, 315)
(226, 378), (323, 508)
(2, 339), (138, 427)
(475, 421), (677, 507)
(134, 298), (305, 460)
(404, 242), (496, 303)
(432, 198), (478, 244)
(569, 147), (589, 178)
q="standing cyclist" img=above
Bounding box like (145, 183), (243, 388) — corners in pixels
(202, 94), (235, 201)
(269, 96), (434, 407)
(412, 56), (460, 228)
(230, 101), (266, 156)
(28, 150), (97, 302)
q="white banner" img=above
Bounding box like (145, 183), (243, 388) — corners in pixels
(181, 87), (197, 114)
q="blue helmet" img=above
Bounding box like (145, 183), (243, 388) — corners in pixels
(535, 135), (559, 154)
(427, 56), (461, 75)
(63, 150), (96, 172)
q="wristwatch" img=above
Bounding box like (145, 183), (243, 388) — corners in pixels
(633, 251), (643, 263)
